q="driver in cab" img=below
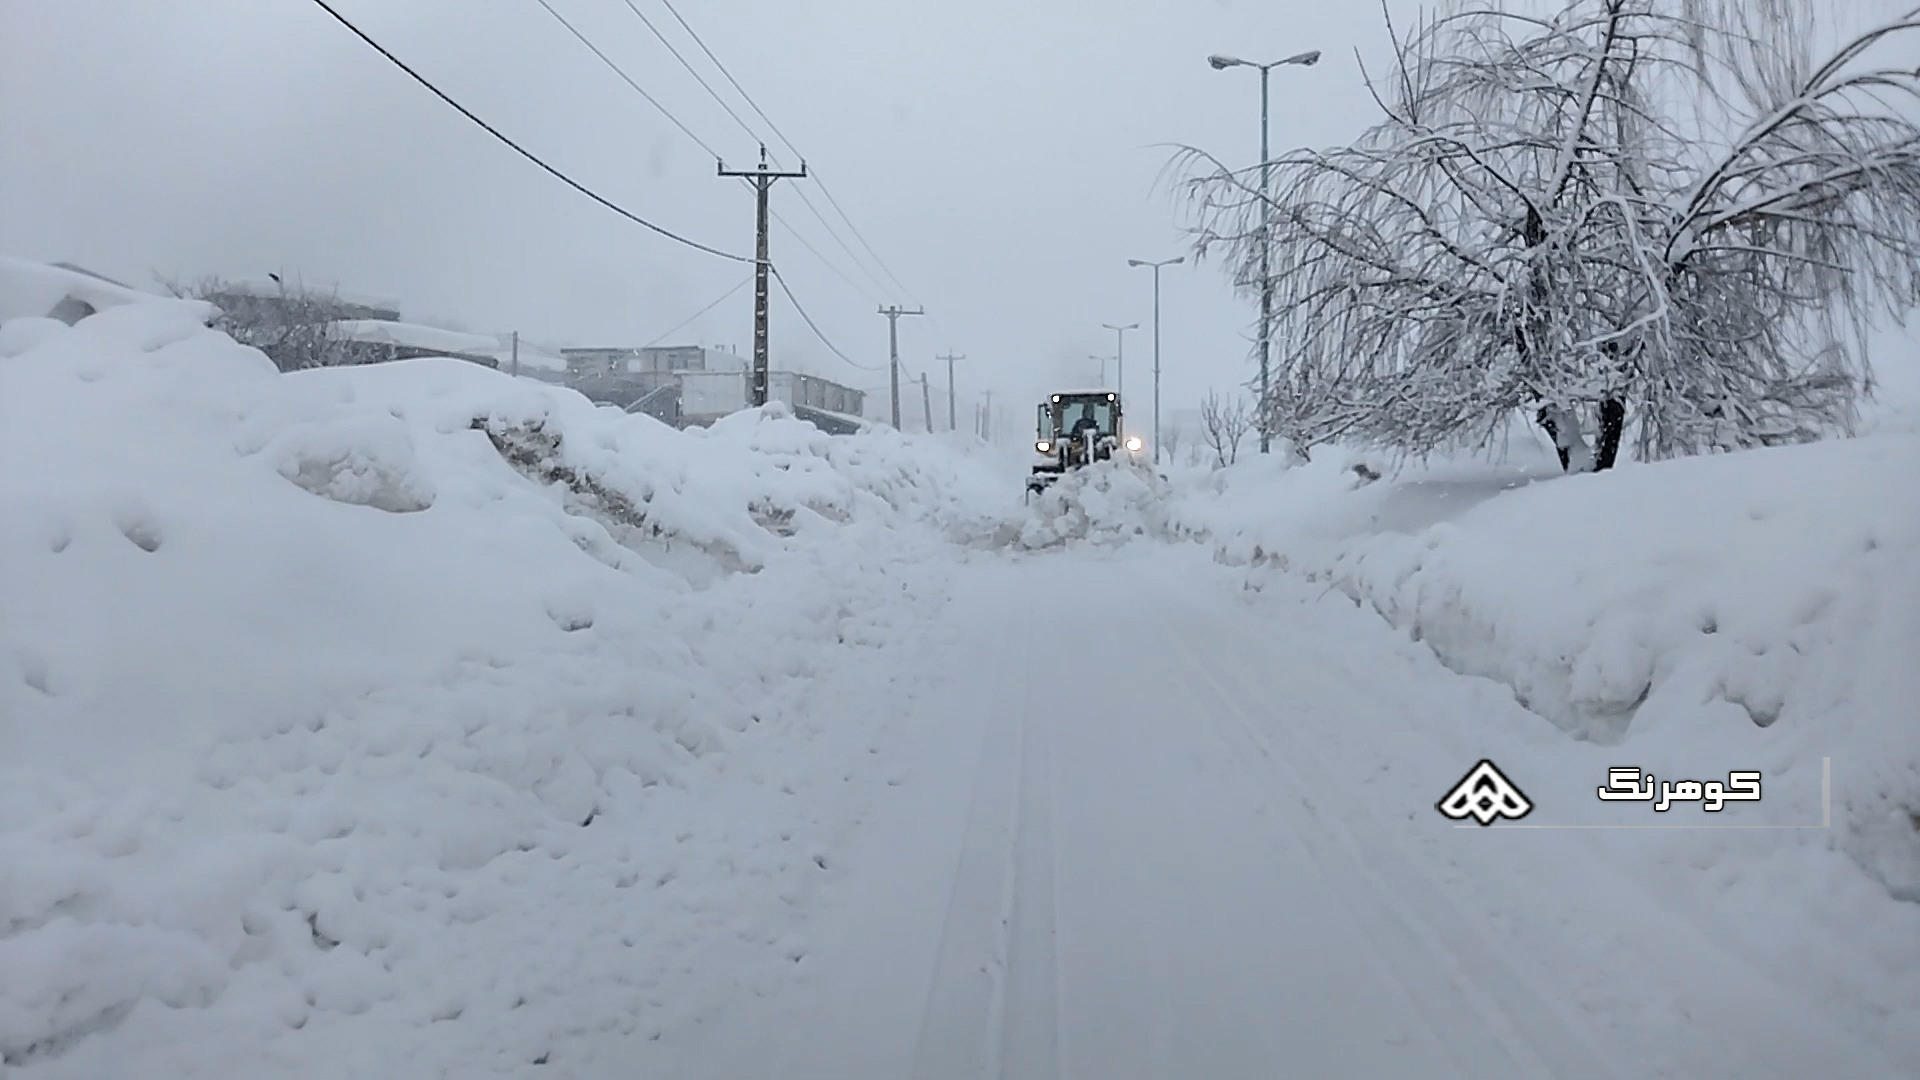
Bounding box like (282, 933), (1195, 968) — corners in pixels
(1070, 403), (1103, 438)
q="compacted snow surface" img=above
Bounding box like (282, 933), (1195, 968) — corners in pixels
(2, 278), (1917, 1079)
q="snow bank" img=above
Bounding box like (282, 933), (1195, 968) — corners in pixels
(1006, 461), (1183, 550)
(0, 291), (1008, 1074)
(1143, 427), (1920, 904)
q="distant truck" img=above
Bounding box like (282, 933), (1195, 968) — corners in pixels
(1027, 389), (1145, 497)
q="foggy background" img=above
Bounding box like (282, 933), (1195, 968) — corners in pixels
(3, 0), (1912, 432)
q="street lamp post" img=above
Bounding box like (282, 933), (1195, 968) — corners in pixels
(1101, 321), (1138, 414)
(1127, 256), (1185, 465)
(1207, 48), (1319, 454)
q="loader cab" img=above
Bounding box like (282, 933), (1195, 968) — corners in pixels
(1036, 392), (1120, 448)
(1027, 390), (1144, 496)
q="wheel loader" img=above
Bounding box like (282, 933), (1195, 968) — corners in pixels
(1025, 390), (1145, 498)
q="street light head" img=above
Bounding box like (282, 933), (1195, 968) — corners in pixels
(1208, 54), (1244, 70)
(1286, 50), (1322, 66)
(1169, 256), (1187, 266)
(1127, 259), (1147, 267)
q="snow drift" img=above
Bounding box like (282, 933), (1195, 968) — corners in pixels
(1132, 420), (1920, 905)
(0, 290), (1009, 1075)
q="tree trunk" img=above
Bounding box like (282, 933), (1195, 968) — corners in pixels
(1535, 404), (1596, 472)
(1593, 398), (1626, 471)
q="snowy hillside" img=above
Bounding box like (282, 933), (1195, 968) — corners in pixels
(0, 294), (1012, 1075)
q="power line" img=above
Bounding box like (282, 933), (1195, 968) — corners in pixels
(651, 0), (922, 302)
(604, 0), (894, 301)
(613, 0), (762, 148)
(643, 276), (752, 347)
(771, 265), (884, 371)
(531, 0), (722, 159)
(306, 0), (746, 262)
(548, 0), (891, 306)
(767, 203), (881, 304)
(803, 169), (920, 303)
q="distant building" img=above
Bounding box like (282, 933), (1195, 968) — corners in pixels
(557, 344), (864, 433)
(679, 370), (866, 433)
(558, 344), (745, 380)
(202, 277), (403, 325)
(328, 319), (508, 368)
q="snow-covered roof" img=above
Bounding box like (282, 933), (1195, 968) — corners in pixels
(329, 319), (506, 357)
(216, 277), (403, 313)
(0, 254), (177, 323)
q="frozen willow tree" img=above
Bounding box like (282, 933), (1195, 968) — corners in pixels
(1174, 0), (1920, 469)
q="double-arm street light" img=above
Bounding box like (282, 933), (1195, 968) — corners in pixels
(1127, 256), (1185, 465)
(1207, 48), (1319, 454)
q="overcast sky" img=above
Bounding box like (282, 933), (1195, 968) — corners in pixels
(3, 0), (1913, 431)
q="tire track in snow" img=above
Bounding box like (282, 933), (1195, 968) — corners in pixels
(994, 639), (1062, 1080)
(1158, 623), (1622, 1080)
(908, 588), (1060, 1080)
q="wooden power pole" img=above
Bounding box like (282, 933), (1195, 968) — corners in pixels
(939, 352), (964, 431)
(878, 304), (925, 427)
(919, 372), (933, 432)
(719, 146), (805, 407)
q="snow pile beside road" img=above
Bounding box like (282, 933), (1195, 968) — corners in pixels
(1010, 461), (1183, 549)
(1169, 429), (1920, 904)
(0, 298), (993, 1075)
(1317, 436), (1920, 897)
(255, 360), (1012, 585)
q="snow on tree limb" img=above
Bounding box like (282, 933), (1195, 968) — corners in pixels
(1170, 0), (1920, 466)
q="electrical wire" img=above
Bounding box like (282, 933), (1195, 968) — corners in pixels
(620, 0), (900, 303)
(306, 0), (745, 262)
(651, 0), (923, 302)
(545, 0), (892, 305)
(769, 265), (884, 371)
(766, 203), (882, 305)
(531, 0), (723, 159)
(642, 276), (752, 347)
(613, 0), (761, 148)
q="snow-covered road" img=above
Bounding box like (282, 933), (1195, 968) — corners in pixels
(645, 545), (1908, 1080)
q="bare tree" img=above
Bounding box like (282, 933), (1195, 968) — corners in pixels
(1160, 423), (1185, 465)
(164, 273), (355, 372)
(1200, 391), (1253, 467)
(1174, 0), (1920, 472)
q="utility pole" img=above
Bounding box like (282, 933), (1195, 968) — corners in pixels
(939, 352), (965, 431)
(919, 372), (933, 432)
(981, 390), (994, 442)
(509, 331), (519, 378)
(878, 304), (925, 428)
(719, 146), (806, 408)
(1090, 354), (1115, 387)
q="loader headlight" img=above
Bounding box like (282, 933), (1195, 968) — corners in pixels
(1036, 440), (1051, 453)
(1125, 436), (1143, 452)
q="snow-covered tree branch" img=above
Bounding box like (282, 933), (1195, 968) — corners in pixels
(1172, 0), (1920, 470)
